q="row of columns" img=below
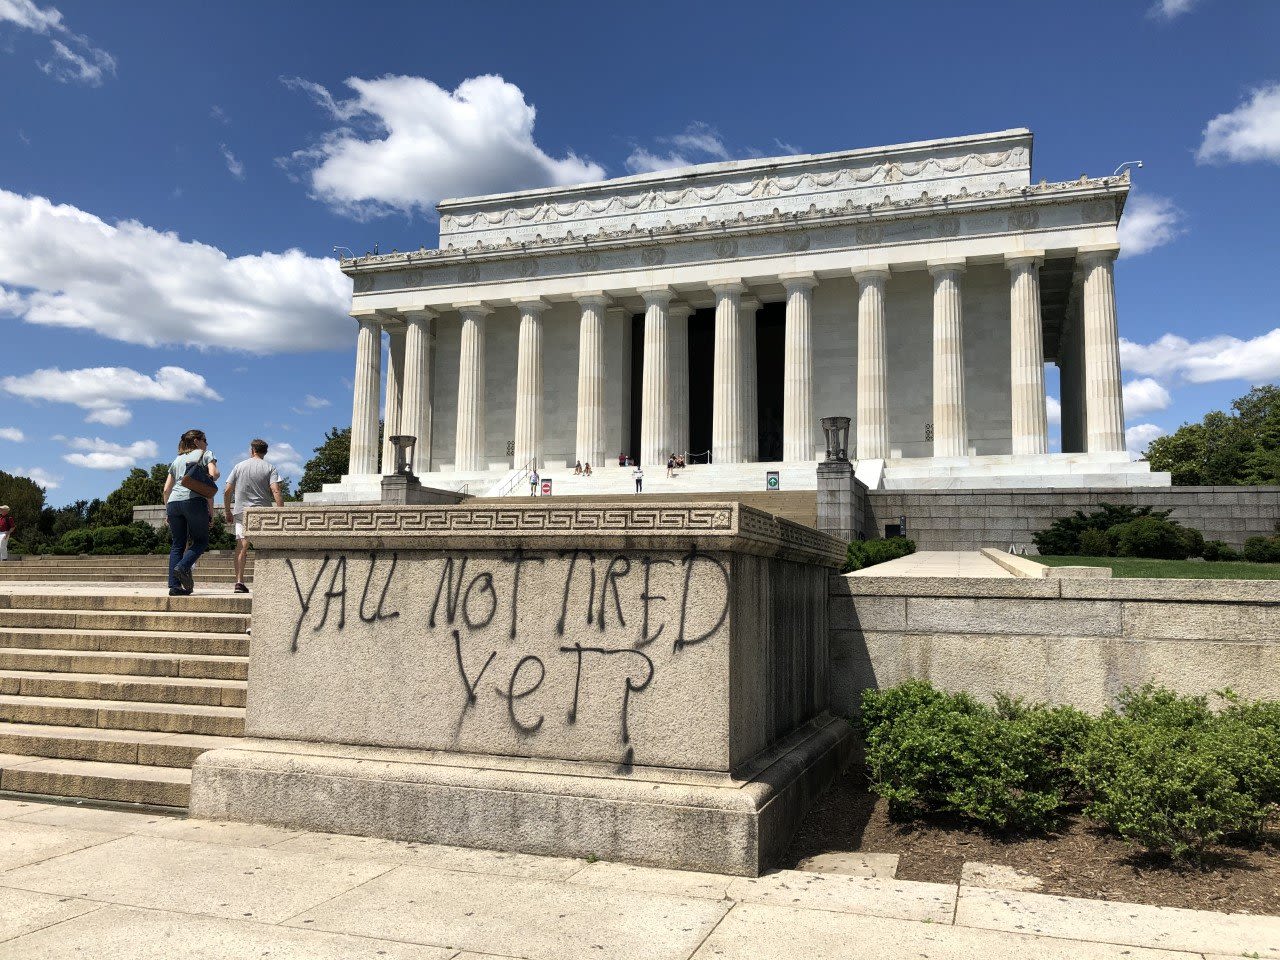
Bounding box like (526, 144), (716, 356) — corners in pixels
(347, 249), (1126, 476)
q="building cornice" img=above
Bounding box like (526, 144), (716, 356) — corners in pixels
(341, 174), (1130, 280)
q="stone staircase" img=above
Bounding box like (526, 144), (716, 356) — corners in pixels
(0, 590), (248, 808)
(0, 553), (253, 584)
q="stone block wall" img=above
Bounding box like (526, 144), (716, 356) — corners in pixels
(866, 486), (1280, 551)
(829, 574), (1280, 716)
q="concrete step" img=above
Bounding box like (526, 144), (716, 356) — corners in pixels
(0, 722), (238, 768)
(0, 671), (246, 708)
(0, 609), (250, 634)
(0, 647), (246, 681)
(0, 628), (249, 657)
(0, 593), (250, 614)
(0, 694), (245, 737)
(0, 751), (190, 807)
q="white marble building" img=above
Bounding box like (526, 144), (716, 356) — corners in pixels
(318, 128), (1167, 500)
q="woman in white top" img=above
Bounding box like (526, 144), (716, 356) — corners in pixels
(159, 429), (220, 596)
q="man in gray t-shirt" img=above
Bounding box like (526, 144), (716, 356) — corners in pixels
(222, 439), (284, 592)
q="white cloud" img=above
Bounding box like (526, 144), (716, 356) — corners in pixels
(0, 427), (24, 442)
(1121, 329), (1280, 384)
(0, 0), (115, 85)
(626, 122), (731, 175)
(1118, 193), (1186, 258)
(291, 394), (330, 415)
(1197, 83), (1280, 165)
(2, 365), (221, 426)
(1045, 396), (1062, 426)
(1122, 377), (1173, 416)
(267, 441), (303, 478)
(0, 189), (352, 352)
(61, 436), (159, 471)
(280, 73), (604, 219)
(210, 104), (229, 124)
(11, 465), (60, 489)
(1126, 423), (1166, 459)
(1147, 0), (1199, 18)
(220, 143), (245, 180)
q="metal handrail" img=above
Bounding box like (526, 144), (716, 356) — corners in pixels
(495, 458), (538, 497)
(685, 450), (713, 464)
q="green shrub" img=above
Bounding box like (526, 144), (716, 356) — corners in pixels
(1243, 535), (1280, 563)
(860, 683), (1073, 831)
(1033, 503), (1169, 556)
(1072, 686), (1280, 859)
(1109, 516), (1199, 560)
(53, 522), (166, 556)
(1077, 528), (1113, 557)
(1201, 540), (1241, 562)
(844, 536), (915, 573)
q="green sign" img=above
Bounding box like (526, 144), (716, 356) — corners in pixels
(766, 471), (780, 491)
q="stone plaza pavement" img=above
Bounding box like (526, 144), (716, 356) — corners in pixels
(0, 798), (1277, 959)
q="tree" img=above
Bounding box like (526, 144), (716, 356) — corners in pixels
(297, 426), (351, 495)
(92, 463), (168, 526)
(1145, 386), (1280, 486)
(0, 471), (46, 546)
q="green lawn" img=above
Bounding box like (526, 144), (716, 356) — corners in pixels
(1036, 555), (1280, 580)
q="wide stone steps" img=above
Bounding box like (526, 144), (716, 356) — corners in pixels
(0, 647), (246, 680)
(0, 553), (253, 583)
(0, 628), (249, 657)
(0, 590), (249, 809)
(0, 670), (246, 707)
(0, 752), (192, 807)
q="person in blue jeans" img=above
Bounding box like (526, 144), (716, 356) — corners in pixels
(160, 429), (220, 596)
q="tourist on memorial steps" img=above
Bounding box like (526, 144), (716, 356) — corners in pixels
(633, 465), (644, 493)
(583, 462), (592, 476)
(529, 468), (540, 496)
(574, 460), (582, 475)
(222, 439), (284, 594)
(160, 429), (219, 596)
(0, 506), (13, 561)
(667, 455), (675, 478)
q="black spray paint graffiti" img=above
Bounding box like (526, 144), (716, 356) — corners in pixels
(285, 553), (400, 651)
(284, 546), (727, 765)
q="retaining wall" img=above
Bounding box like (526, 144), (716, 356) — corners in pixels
(865, 486), (1280, 551)
(829, 574), (1280, 715)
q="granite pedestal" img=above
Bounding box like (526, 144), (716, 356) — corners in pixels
(191, 501), (853, 875)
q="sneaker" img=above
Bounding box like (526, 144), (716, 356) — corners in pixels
(234, 582), (249, 594)
(174, 566), (194, 592)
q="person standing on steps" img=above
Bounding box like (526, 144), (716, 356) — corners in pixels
(0, 505), (13, 561)
(222, 438), (284, 594)
(633, 464), (644, 494)
(161, 428), (219, 596)
(529, 468), (540, 497)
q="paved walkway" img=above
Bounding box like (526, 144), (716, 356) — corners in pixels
(0, 797), (1276, 959)
(849, 550), (1014, 578)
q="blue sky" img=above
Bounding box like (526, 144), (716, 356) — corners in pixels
(1, 0), (1278, 503)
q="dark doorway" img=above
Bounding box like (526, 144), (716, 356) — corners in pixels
(756, 302), (785, 462)
(688, 308), (715, 459)
(628, 313), (643, 464)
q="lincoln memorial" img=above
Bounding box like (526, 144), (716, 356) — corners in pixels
(315, 128), (1167, 501)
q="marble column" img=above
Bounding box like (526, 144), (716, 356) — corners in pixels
(454, 303), (491, 472)
(853, 267), (891, 461)
(1006, 253), (1049, 456)
(400, 308), (436, 475)
(781, 273), (818, 462)
(740, 296), (760, 462)
(710, 280), (745, 464)
(639, 286), (672, 466)
(668, 300), (692, 459)
(380, 326), (407, 474)
(513, 299), (548, 470)
(347, 312), (382, 476)
(1079, 246), (1126, 454)
(574, 293), (609, 471)
(928, 260), (968, 458)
